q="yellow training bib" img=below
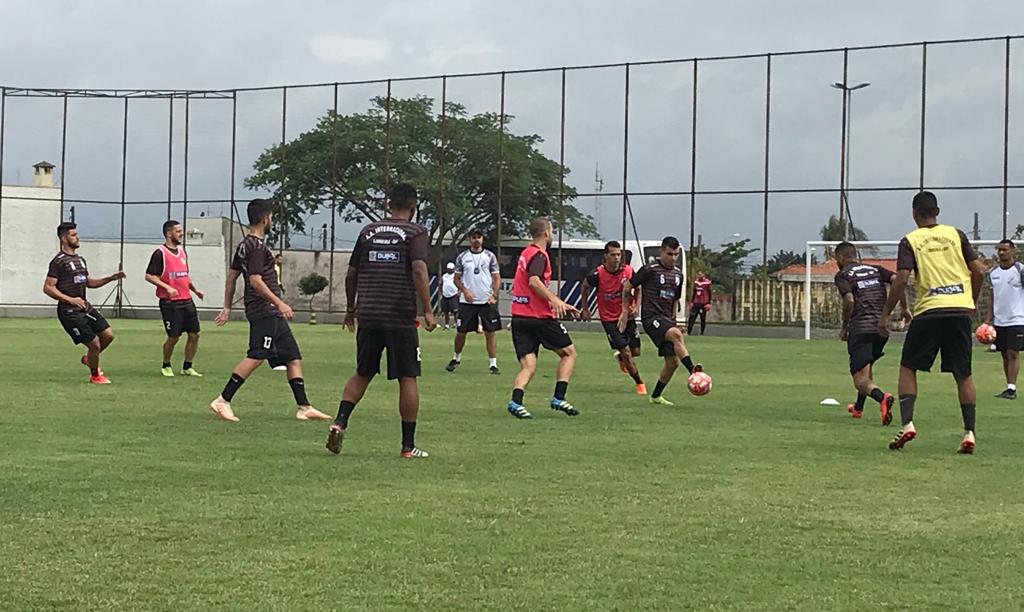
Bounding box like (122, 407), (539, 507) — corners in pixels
(905, 224), (974, 315)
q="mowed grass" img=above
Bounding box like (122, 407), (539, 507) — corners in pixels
(2, 317), (1024, 611)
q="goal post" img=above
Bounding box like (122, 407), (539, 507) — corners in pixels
(803, 239), (1003, 340)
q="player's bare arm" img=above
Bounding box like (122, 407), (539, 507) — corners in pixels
(529, 275), (577, 319)
(189, 282), (204, 300)
(579, 278), (593, 321)
(87, 270), (125, 288)
(619, 279), (635, 332)
(488, 269), (500, 305)
(879, 269), (911, 337)
(42, 276), (86, 309)
(968, 258), (988, 306)
(249, 273), (292, 319)
(840, 293), (854, 340)
(215, 268), (241, 326)
(145, 272), (179, 298)
(412, 260), (437, 331)
(344, 265), (358, 331)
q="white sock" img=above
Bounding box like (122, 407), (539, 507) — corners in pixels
(453, 352), (462, 362)
(1009, 383), (1017, 391)
(489, 357), (497, 368)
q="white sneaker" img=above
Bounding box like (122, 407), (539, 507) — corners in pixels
(209, 396), (239, 422)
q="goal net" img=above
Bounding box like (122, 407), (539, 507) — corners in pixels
(802, 239), (1003, 340)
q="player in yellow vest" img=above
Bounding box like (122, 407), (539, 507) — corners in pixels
(879, 191), (989, 454)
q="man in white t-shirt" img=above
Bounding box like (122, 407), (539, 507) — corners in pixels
(440, 262), (459, 330)
(985, 239), (1024, 399)
(446, 230), (502, 374)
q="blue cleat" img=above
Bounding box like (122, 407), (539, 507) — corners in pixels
(507, 401), (533, 419)
(550, 398), (579, 416)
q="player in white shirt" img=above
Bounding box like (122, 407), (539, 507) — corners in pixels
(446, 230), (502, 375)
(985, 239), (1024, 399)
(440, 262), (459, 330)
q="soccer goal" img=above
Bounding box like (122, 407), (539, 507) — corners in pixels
(802, 239), (1004, 340)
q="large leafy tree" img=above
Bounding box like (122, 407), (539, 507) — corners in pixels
(689, 239), (759, 293)
(246, 96), (597, 251)
(750, 249), (806, 277)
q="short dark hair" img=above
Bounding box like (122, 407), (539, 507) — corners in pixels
(999, 239), (1015, 248)
(162, 219), (181, 237)
(604, 240), (621, 253)
(247, 198), (275, 225)
(912, 191), (939, 214)
(57, 222), (76, 238)
(835, 241), (857, 257)
(661, 236), (680, 250)
(390, 182), (418, 211)
(528, 217), (551, 238)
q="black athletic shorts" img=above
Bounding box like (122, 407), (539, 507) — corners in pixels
(160, 299), (200, 337)
(642, 316), (678, 357)
(441, 295), (459, 314)
(58, 307), (110, 345)
(900, 315), (972, 377)
(847, 332), (887, 374)
(247, 315), (301, 368)
(995, 325), (1024, 353)
(357, 325), (421, 379)
(602, 319), (641, 351)
(457, 303), (502, 333)
(511, 316), (573, 360)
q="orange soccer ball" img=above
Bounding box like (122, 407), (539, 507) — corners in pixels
(687, 371), (713, 396)
(975, 323), (997, 345)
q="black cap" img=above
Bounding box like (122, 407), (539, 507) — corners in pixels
(469, 229), (485, 237)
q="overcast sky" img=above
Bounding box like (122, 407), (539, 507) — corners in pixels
(0, 0), (1021, 256)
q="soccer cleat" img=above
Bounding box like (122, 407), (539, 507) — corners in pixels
(209, 396), (239, 422)
(89, 374), (111, 385)
(888, 422), (917, 450)
(650, 395), (674, 406)
(958, 431), (976, 455)
(507, 401), (533, 419)
(550, 399), (579, 416)
(161, 366), (175, 377)
(446, 359), (460, 373)
(400, 446), (429, 458)
(995, 388), (1017, 400)
(325, 424), (345, 454)
(81, 355), (104, 377)
(880, 393), (894, 426)
(636, 382), (648, 395)
(296, 406), (332, 421)
(182, 367), (203, 377)
(847, 404), (863, 419)
(490, 365), (500, 375)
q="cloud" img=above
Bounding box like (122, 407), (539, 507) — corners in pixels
(309, 35), (391, 65)
(427, 42), (501, 68)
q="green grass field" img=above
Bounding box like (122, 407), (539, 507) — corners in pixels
(2, 317), (1024, 611)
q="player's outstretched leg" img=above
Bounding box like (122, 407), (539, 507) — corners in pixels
(210, 357), (263, 422)
(852, 364), (894, 425)
(550, 345), (578, 416)
(508, 354), (536, 419)
(955, 373), (977, 454)
(84, 337), (109, 384)
(283, 360), (330, 421)
(327, 373), (372, 454)
(650, 356), (678, 406)
(398, 377), (428, 458)
(618, 350), (646, 395)
(889, 366), (918, 450)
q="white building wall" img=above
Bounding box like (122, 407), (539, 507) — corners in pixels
(0, 185), (62, 305)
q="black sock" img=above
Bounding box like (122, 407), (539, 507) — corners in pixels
(681, 356), (695, 374)
(899, 394), (916, 426)
(855, 393), (867, 411)
(402, 420), (416, 449)
(869, 388), (885, 403)
(222, 373), (245, 402)
(183, 361), (193, 371)
(630, 371), (643, 384)
(288, 377), (310, 406)
(91, 367), (100, 377)
(960, 404), (976, 432)
(653, 379), (668, 398)
(512, 388), (525, 405)
(335, 400), (356, 428)
(162, 361), (171, 369)
(554, 381), (568, 401)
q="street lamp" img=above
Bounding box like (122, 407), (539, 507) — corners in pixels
(831, 81), (871, 240)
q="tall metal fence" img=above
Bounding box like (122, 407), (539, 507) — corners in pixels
(0, 34), (1021, 321)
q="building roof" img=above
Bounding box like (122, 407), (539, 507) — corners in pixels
(776, 258), (898, 280)
(33, 161), (55, 169)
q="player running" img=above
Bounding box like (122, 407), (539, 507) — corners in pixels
(580, 240), (646, 395)
(43, 222), (126, 384)
(879, 191), (988, 454)
(326, 183), (437, 458)
(620, 236), (703, 406)
(833, 241), (908, 422)
(446, 229), (502, 374)
(209, 198), (330, 423)
(506, 217), (580, 419)
(144, 219), (205, 377)
(984, 239), (1024, 399)
(686, 272), (712, 335)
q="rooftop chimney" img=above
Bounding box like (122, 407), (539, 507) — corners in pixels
(33, 161), (55, 188)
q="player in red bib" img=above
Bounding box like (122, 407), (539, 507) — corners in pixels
(687, 272), (712, 335)
(580, 240), (646, 395)
(145, 220), (205, 377)
(506, 218), (581, 419)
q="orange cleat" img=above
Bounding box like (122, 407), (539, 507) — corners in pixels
(880, 393), (894, 426)
(889, 422), (917, 450)
(635, 383), (648, 395)
(209, 396), (239, 422)
(847, 404), (863, 419)
(89, 374), (111, 385)
(296, 406), (331, 421)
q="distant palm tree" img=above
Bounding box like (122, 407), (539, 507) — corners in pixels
(820, 215), (869, 242)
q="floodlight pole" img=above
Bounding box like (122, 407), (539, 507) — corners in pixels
(831, 81), (870, 241)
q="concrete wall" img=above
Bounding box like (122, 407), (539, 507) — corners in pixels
(0, 185), (62, 304)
